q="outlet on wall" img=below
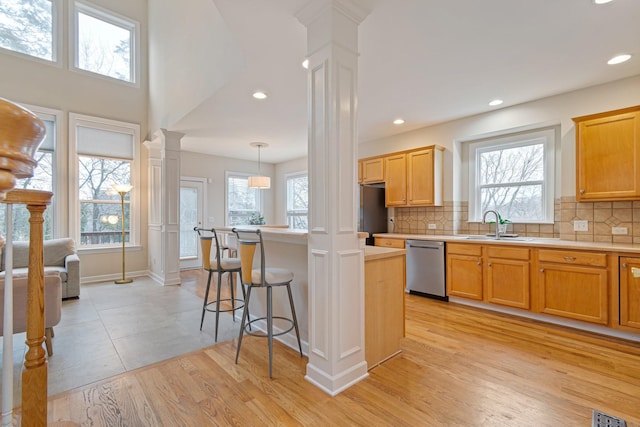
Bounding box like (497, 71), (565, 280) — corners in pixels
(428, 223), (437, 229)
(573, 220), (588, 232)
(612, 226), (628, 235)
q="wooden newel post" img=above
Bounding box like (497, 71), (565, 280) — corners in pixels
(6, 190), (53, 427)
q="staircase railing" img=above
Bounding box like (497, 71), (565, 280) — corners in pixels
(0, 98), (49, 427)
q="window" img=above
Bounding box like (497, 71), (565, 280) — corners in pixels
(0, 0), (59, 62)
(70, 113), (139, 248)
(226, 173), (262, 226)
(286, 173), (308, 230)
(0, 107), (59, 240)
(468, 127), (556, 223)
(73, 2), (137, 83)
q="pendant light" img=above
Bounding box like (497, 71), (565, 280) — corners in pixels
(248, 142), (271, 189)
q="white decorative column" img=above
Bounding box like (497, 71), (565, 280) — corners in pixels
(297, 0), (372, 395)
(143, 129), (183, 286)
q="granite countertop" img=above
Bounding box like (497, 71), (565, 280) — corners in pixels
(373, 233), (640, 254)
(364, 245), (407, 261)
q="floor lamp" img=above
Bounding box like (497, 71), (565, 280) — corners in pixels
(112, 183), (133, 284)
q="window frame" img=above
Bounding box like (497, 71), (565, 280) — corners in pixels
(0, 0), (62, 65)
(69, 112), (140, 252)
(285, 171), (308, 230)
(468, 126), (556, 224)
(70, 0), (139, 86)
(225, 171), (263, 226)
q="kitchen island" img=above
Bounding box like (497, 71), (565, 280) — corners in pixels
(218, 227), (407, 367)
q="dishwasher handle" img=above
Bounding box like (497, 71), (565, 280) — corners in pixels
(407, 240), (444, 249)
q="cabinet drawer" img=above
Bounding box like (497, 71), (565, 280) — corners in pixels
(537, 249), (607, 267)
(486, 246), (529, 261)
(375, 237), (405, 249)
(447, 243), (481, 256)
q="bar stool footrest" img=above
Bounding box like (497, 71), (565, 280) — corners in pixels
(244, 316), (294, 337)
(204, 298), (245, 314)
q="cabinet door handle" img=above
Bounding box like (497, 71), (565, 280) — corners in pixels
(477, 260), (481, 265)
(579, 189), (585, 194)
(487, 262), (492, 267)
(539, 268), (544, 273)
(622, 263), (627, 268)
(563, 256), (576, 261)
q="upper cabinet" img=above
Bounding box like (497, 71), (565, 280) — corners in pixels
(385, 153), (407, 206)
(574, 105), (640, 201)
(385, 146), (444, 207)
(359, 157), (385, 184)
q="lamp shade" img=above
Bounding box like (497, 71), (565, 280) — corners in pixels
(248, 175), (271, 189)
(112, 183), (133, 193)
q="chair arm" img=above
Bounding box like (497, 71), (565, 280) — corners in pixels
(65, 253), (80, 285)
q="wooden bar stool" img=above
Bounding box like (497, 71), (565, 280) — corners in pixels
(195, 227), (244, 341)
(232, 228), (303, 378)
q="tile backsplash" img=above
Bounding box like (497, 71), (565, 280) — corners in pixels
(393, 197), (640, 243)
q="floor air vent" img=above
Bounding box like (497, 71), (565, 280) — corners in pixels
(592, 410), (626, 427)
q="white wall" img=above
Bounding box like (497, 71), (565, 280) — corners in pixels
(147, 0), (244, 131)
(180, 151), (275, 227)
(274, 156), (307, 224)
(358, 75), (640, 202)
(0, 0), (149, 280)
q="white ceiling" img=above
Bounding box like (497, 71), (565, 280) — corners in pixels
(172, 0), (640, 164)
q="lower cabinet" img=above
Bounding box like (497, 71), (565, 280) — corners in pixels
(447, 243), (483, 300)
(619, 257), (640, 331)
(537, 249), (608, 325)
(365, 253), (405, 368)
(485, 246), (530, 309)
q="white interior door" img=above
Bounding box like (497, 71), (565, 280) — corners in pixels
(180, 178), (205, 270)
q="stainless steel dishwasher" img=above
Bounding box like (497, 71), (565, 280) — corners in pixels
(406, 240), (447, 301)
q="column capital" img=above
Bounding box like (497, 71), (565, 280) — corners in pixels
(296, 0), (374, 27)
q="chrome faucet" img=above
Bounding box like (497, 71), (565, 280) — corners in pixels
(482, 210), (501, 239)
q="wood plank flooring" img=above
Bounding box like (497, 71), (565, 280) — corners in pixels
(21, 278), (640, 426)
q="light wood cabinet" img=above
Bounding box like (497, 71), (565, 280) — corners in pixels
(407, 148), (443, 206)
(374, 237), (405, 249)
(447, 243), (483, 300)
(574, 105), (640, 201)
(385, 153), (407, 206)
(359, 157), (385, 184)
(619, 257), (640, 331)
(537, 249), (608, 325)
(485, 246), (530, 309)
(365, 252), (405, 368)
(447, 243), (531, 307)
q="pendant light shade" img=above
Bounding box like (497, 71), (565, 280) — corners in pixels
(248, 175), (271, 189)
(248, 142), (271, 189)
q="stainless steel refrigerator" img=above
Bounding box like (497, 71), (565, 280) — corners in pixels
(359, 185), (387, 246)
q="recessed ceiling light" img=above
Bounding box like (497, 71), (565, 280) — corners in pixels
(393, 118), (405, 125)
(302, 59), (309, 69)
(489, 99), (503, 106)
(607, 54), (631, 65)
(593, 0), (612, 4)
(252, 91), (268, 99)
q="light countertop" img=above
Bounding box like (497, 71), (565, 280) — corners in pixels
(374, 233), (640, 254)
(364, 245), (407, 261)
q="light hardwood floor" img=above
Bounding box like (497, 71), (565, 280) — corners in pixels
(22, 271), (640, 426)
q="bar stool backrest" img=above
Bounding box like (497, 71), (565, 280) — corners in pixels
(232, 228), (265, 287)
(194, 227), (224, 272)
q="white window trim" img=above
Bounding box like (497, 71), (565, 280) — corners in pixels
(0, 0), (62, 66)
(22, 103), (65, 237)
(70, 0), (140, 86)
(468, 126), (556, 224)
(69, 112), (140, 251)
(225, 171), (263, 227)
(284, 171), (308, 228)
